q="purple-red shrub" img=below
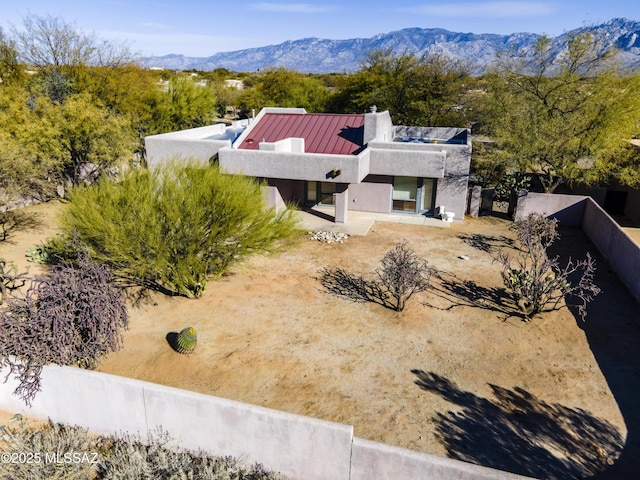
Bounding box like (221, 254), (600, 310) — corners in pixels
(0, 242), (128, 405)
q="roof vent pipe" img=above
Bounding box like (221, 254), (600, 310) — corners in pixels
(370, 105), (377, 113)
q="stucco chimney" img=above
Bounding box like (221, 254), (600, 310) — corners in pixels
(364, 109), (393, 144)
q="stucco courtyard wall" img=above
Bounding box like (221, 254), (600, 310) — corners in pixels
(0, 365), (530, 480)
(582, 199), (640, 304)
(516, 192), (640, 304)
(515, 192), (588, 227)
(0, 364), (354, 480)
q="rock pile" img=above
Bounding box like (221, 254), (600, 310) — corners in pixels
(308, 231), (350, 243)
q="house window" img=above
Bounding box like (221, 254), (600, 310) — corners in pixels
(420, 179), (435, 212)
(392, 176), (418, 212)
(306, 181), (317, 203)
(392, 177), (436, 214)
(305, 181), (336, 206)
(319, 182), (336, 206)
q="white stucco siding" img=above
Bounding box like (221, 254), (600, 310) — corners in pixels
(219, 148), (369, 183)
(348, 181), (393, 213)
(434, 140), (472, 221)
(368, 149), (446, 178)
(146, 137), (231, 169)
(145, 124), (235, 169)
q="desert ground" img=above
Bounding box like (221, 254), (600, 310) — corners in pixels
(1, 200), (639, 479)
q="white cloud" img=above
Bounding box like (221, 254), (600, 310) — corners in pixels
(249, 2), (337, 13)
(406, 1), (555, 18)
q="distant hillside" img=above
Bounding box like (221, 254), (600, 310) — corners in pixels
(137, 18), (640, 74)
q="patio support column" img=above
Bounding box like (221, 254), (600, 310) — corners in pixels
(335, 183), (348, 223)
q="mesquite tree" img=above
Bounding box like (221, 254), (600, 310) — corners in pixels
(0, 240), (128, 405)
(496, 213), (600, 320)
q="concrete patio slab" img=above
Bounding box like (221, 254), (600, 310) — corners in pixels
(296, 206), (451, 236)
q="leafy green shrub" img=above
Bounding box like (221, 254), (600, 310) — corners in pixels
(0, 239), (128, 405)
(51, 161), (300, 298)
(494, 173), (531, 203)
(25, 241), (53, 264)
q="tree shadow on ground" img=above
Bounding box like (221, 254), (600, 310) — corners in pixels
(424, 270), (525, 322)
(318, 267), (396, 310)
(548, 227), (640, 479)
(411, 370), (624, 479)
(457, 233), (515, 254)
(0, 210), (42, 243)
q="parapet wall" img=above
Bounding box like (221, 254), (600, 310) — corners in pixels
(0, 365), (530, 480)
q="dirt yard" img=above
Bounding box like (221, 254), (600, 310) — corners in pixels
(2, 200), (639, 479)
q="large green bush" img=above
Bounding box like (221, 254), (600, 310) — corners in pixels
(54, 161), (300, 298)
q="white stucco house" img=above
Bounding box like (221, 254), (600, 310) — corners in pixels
(145, 107), (472, 223)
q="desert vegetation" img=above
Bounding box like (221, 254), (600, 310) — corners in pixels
(0, 201), (637, 479)
(0, 238), (128, 405)
(47, 161), (300, 298)
(321, 241), (434, 312)
(495, 213), (601, 320)
(0, 415), (285, 480)
(1, 15), (638, 222)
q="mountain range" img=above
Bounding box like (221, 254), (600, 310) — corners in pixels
(137, 18), (640, 74)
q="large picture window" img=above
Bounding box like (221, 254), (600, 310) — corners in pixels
(392, 177), (435, 214)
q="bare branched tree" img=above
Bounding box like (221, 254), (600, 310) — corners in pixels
(0, 259), (28, 304)
(496, 213), (600, 320)
(321, 241), (433, 312)
(376, 241), (433, 311)
(12, 14), (132, 69)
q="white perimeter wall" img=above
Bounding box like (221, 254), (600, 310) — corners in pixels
(516, 192), (640, 304)
(0, 365), (532, 480)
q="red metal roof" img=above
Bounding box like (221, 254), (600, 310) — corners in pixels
(239, 113), (365, 155)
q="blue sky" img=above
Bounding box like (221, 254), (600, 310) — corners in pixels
(1, 1), (637, 57)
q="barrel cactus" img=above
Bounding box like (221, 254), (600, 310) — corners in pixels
(176, 327), (197, 354)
